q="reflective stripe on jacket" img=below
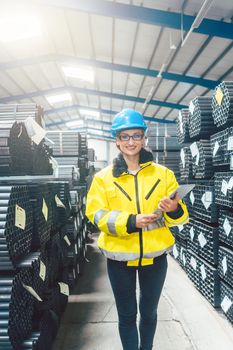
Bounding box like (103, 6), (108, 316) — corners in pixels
(86, 160), (189, 266)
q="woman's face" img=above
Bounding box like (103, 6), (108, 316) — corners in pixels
(116, 129), (145, 157)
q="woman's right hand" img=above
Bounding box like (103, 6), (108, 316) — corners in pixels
(136, 213), (159, 228)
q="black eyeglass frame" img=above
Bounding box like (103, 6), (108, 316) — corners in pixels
(117, 133), (145, 141)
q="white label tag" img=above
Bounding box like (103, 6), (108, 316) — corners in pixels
(58, 282), (69, 296)
(178, 224), (184, 232)
(189, 101), (195, 115)
(190, 226), (195, 241)
(223, 217), (231, 237)
(22, 283), (42, 301)
(213, 141), (220, 157)
(195, 151), (200, 165)
(75, 244), (78, 254)
(190, 142), (198, 157)
(64, 235), (71, 246)
(201, 193), (211, 210)
(42, 198), (48, 222)
(227, 136), (233, 151)
(215, 88), (224, 106)
(198, 233), (207, 248)
(230, 155), (233, 170)
(222, 256), (228, 275)
(221, 295), (232, 313)
(39, 260), (46, 281)
(200, 264), (207, 280)
(55, 195), (66, 208)
(173, 244), (178, 258)
(180, 149), (185, 168)
(190, 191), (195, 205)
(190, 256), (197, 270)
(205, 191), (213, 203)
(221, 180), (228, 196)
(227, 177), (233, 190)
(15, 204), (26, 230)
(24, 117), (46, 145)
(183, 254), (186, 266)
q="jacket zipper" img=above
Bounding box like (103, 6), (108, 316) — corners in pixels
(113, 182), (132, 201)
(145, 179), (161, 200)
(134, 174), (143, 266)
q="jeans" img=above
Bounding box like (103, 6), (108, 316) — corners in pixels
(107, 254), (168, 350)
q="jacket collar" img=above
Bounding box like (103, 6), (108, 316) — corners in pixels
(112, 148), (154, 177)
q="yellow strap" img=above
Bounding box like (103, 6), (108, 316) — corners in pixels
(127, 258), (154, 266)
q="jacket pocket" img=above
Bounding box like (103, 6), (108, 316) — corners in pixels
(145, 179), (161, 200)
(113, 181), (132, 201)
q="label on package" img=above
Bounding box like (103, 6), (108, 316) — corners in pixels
(227, 136), (233, 150)
(190, 142), (198, 157)
(173, 245), (178, 259)
(221, 296), (232, 313)
(190, 226), (195, 241)
(198, 233), (207, 248)
(200, 264), (207, 281)
(63, 235), (71, 246)
(190, 256), (197, 270)
(22, 283), (42, 301)
(221, 180), (228, 196)
(55, 195), (66, 208)
(190, 191), (195, 205)
(58, 282), (69, 296)
(222, 256), (228, 275)
(213, 141), (219, 157)
(39, 260), (46, 281)
(215, 88), (224, 106)
(42, 198), (48, 222)
(15, 204), (26, 230)
(223, 217), (231, 237)
(189, 101), (195, 115)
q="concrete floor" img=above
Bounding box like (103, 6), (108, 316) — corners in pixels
(53, 237), (233, 350)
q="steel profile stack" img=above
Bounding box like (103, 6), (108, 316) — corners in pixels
(214, 172), (233, 208)
(190, 140), (214, 179)
(188, 97), (216, 139)
(220, 281), (233, 324)
(186, 184), (218, 223)
(179, 147), (193, 180)
(210, 127), (233, 167)
(176, 109), (191, 144)
(187, 219), (218, 266)
(212, 81), (233, 128)
(0, 185), (33, 269)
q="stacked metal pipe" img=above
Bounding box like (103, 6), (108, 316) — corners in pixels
(0, 185), (33, 269)
(176, 109), (190, 144)
(187, 218), (219, 266)
(185, 183), (218, 223)
(179, 147), (193, 180)
(220, 281), (233, 324)
(190, 140), (214, 179)
(210, 127), (233, 167)
(218, 209), (233, 249)
(186, 250), (220, 307)
(212, 81), (233, 128)
(214, 172), (233, 208)
(188, 97), (216, 139)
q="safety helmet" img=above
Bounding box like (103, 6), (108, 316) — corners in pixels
(111, 108), (147, 137)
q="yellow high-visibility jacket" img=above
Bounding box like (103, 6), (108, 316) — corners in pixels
(86, 150), (189, 267)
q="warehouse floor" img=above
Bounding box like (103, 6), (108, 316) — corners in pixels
(53, 235), (233, 350)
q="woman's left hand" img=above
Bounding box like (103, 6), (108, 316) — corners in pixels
(158, 192), (179, 212)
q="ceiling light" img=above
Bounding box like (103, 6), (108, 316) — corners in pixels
(62, 65), (95, 83)
(0, 15), (42, 42)
(46, 92), (72, 105)
(79, 108), (100, 118)
(66, 119), (84, 128)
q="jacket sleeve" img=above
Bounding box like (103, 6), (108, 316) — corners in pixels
(85, 174), (132, 237)
(163, 168), (189, 227)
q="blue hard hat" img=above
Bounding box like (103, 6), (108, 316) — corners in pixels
(111, 108), (147, 137)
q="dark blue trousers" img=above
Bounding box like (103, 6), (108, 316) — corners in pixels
(107, 254), (168, 350)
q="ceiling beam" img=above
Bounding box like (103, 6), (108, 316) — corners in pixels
(0, 86), (186, 110)
(0, 54), (219, 89)
(45, 104), (176, 124)
(37, 0), (233, 40)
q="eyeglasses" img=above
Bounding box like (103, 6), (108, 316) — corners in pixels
(117, 133), (144, 141)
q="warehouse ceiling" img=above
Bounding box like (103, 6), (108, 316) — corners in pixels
(0, 0), (232, 139)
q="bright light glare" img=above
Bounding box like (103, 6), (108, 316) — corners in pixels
(62, 65), (95, 83)
(46, 93), (72, 105)
(66, 119), (84, 128)
(79, 108), (100, 118)
(0, 15), (42, 42)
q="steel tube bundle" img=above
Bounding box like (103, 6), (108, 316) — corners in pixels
(190, 140), (214, 179)
(188, 97), (216, 139)
(176, 109), (191, 144)
(212, 81), (233, 128)
(214, 172), (233, 208)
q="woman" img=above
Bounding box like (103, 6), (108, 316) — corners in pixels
(86, 108), (189, 350)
